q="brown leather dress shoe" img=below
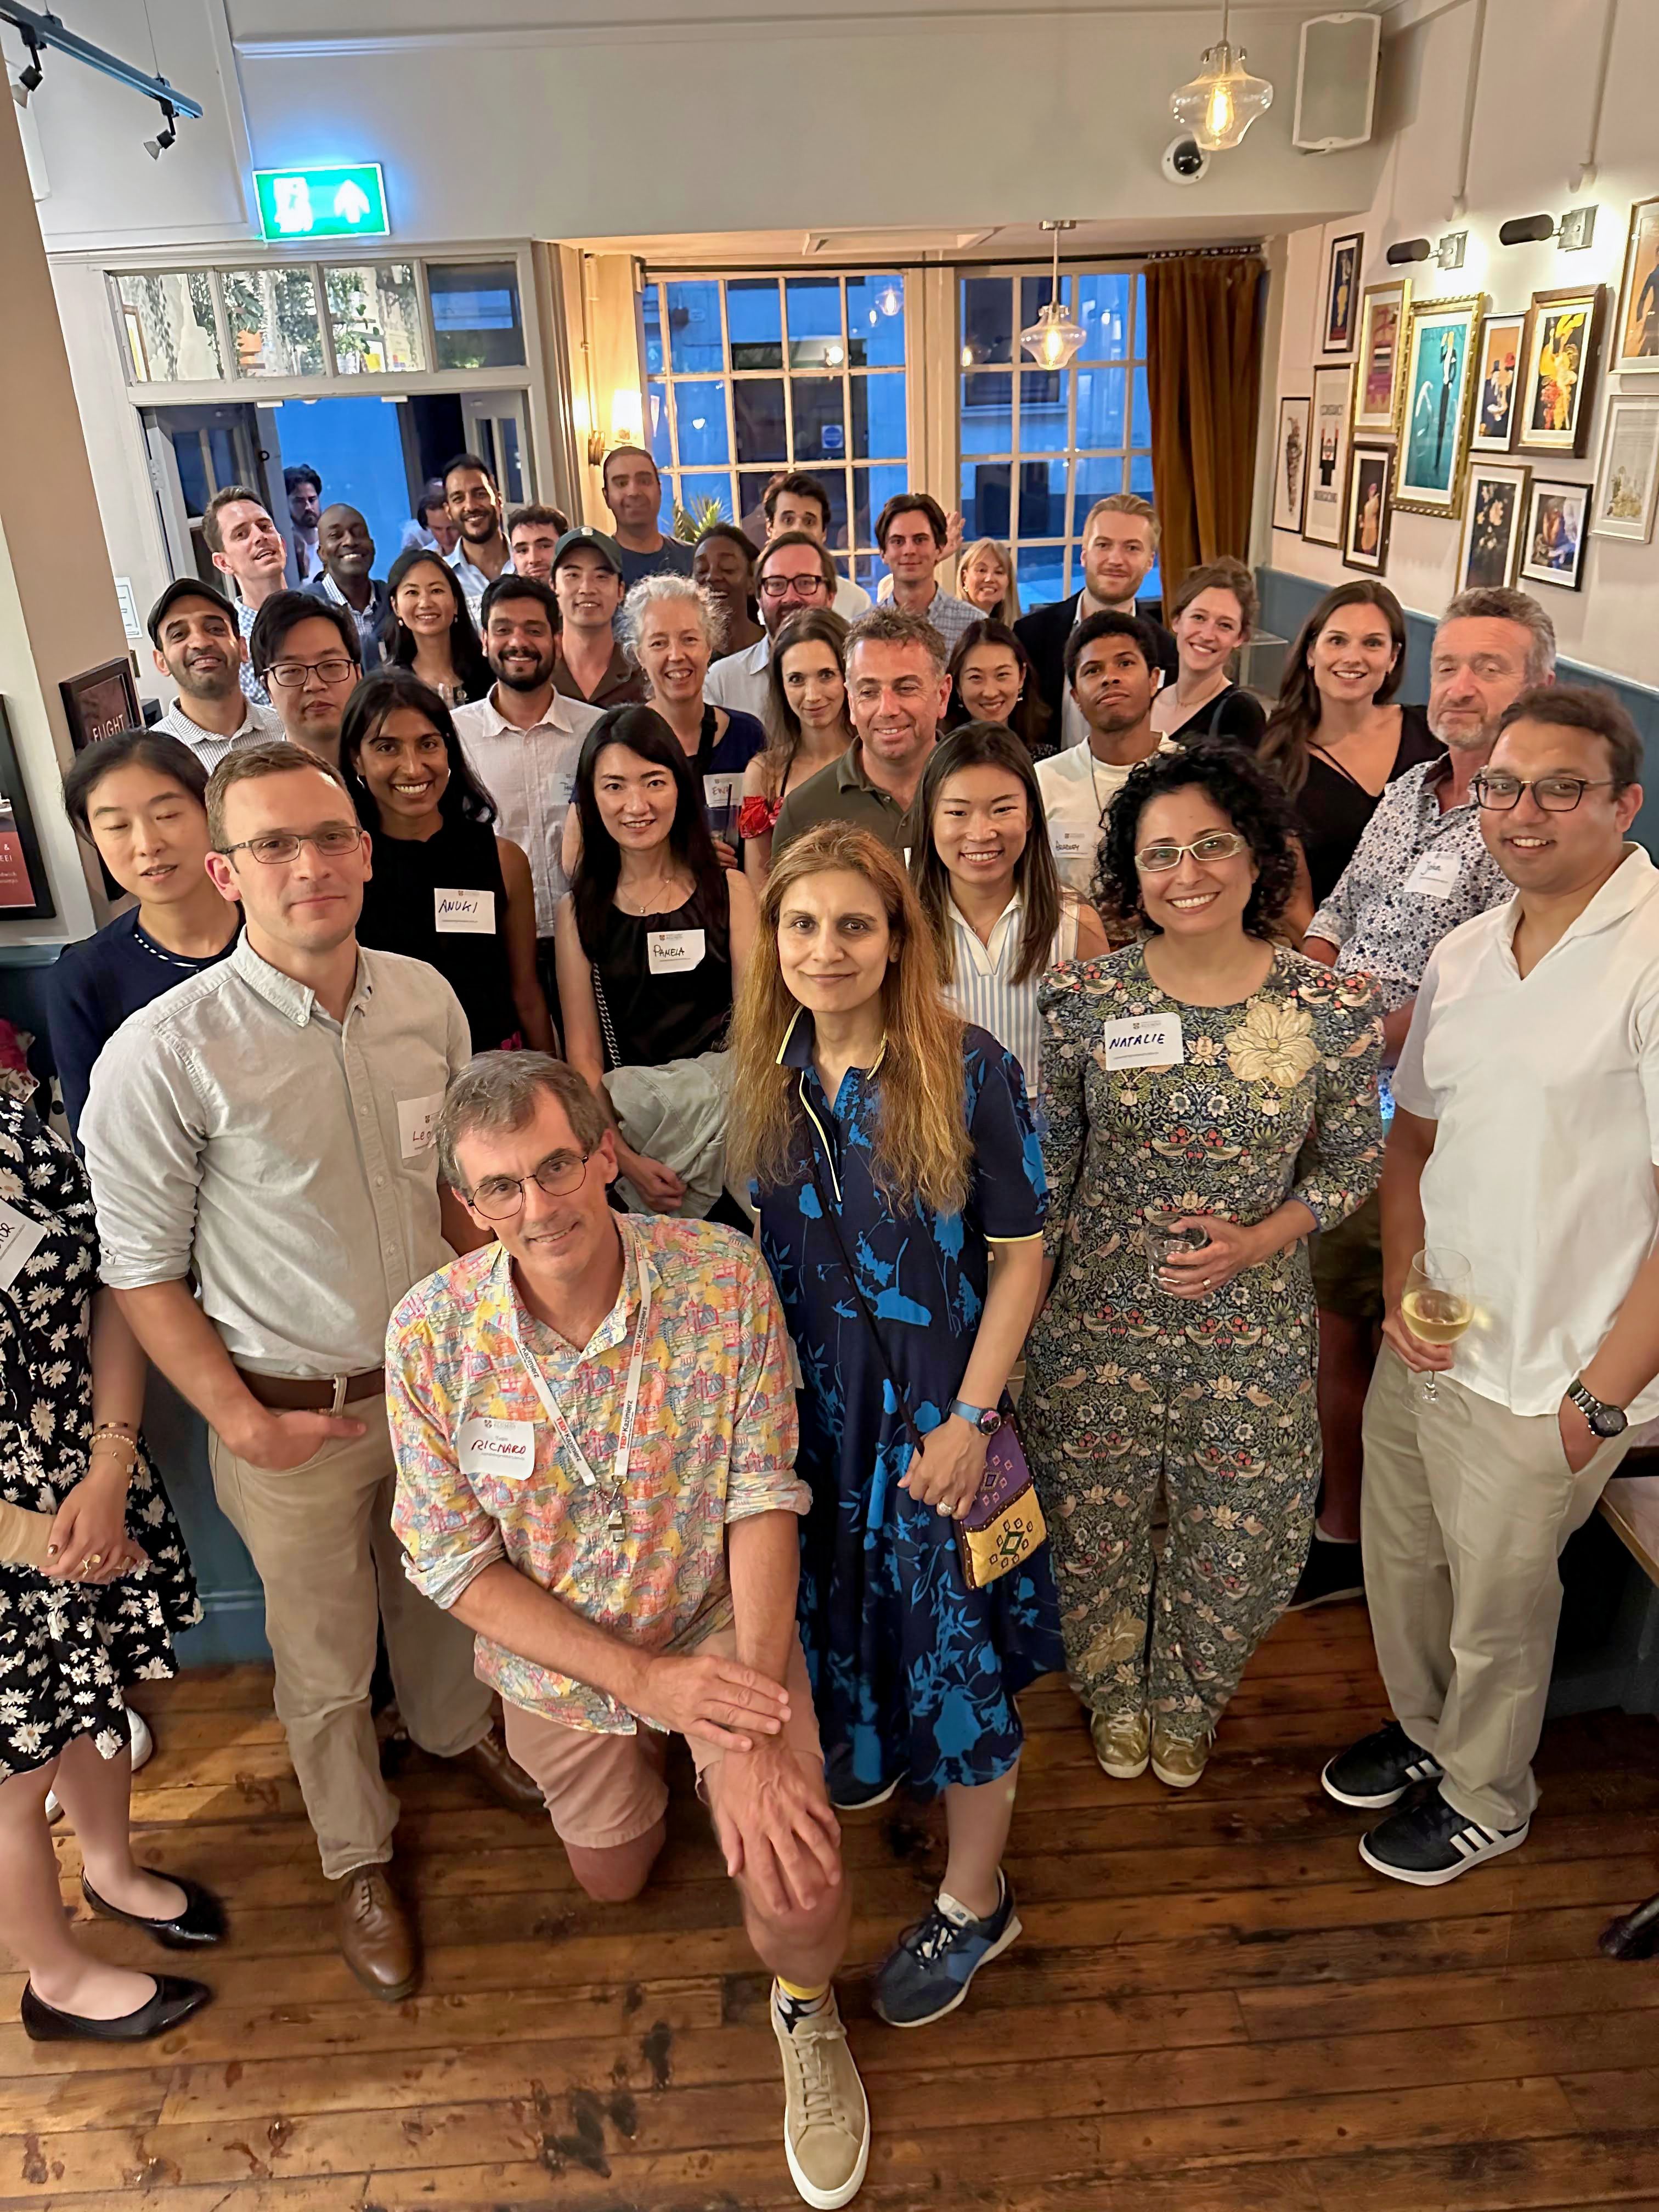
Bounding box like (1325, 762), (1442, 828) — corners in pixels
(334, 1867), (419, 2003)
(450, 1725), (545, 1818)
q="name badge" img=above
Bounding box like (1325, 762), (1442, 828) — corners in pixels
(1404, 847), (1462, 901)
(0, 1200), (46, 1294)
(397, 1090), (446, 1161)
(434, 888), (495, 935)
(703, 774), (738, 812)
(1100, 1013), (1184, 1068)
(647, 927), (706, 975)
(459, 1417), (535, 1478)
(1050, 820), (1095, 862)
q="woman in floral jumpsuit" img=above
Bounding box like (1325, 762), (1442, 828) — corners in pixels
(1022, 744), (1383, 1787)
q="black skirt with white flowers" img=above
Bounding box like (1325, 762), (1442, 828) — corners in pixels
(0, 1096), (199, 1778)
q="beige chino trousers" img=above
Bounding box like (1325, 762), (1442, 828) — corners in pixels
(208, 1396), (493, 1878)
(1361, 1346), (1630, 1833)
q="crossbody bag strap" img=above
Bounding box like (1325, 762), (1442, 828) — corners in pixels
(802, 1148), (928, 1458)
(591, 962), (622, 1074)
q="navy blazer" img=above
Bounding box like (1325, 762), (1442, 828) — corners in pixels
(1015, 592), (1178, 734)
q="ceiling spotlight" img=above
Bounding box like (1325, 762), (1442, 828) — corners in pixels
(10, 29), (43, 107)
(1170, 0), (1273, 152)
(143, 97), (178, 159)
(1020, 221), (1086, 371)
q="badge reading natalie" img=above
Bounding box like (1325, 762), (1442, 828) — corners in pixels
(434, 888), (495, 934)
(647, 928), (706, 975)
(1099, 1013), (1185, 1068)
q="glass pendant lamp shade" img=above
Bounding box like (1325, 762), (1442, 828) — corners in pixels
(1171, 11), (1273, 153)
(1020, 221), (1085, 371)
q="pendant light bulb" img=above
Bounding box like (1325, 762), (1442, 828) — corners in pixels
(1019, 220), (1085, 373)
(1171, 2), (1273, 152)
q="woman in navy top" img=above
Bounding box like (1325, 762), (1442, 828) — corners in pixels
(731, 820), (1064, 2033)
(48, 732), (238, 1139)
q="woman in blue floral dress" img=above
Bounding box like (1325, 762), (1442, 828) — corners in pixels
(731, 821), (1064, 2030)
(1023, 747), (1383, 1791)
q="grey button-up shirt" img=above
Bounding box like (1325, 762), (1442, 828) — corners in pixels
(453, 686), (604, 935)
(81, 937), (470, 1376)
(153, 696), (284, 778)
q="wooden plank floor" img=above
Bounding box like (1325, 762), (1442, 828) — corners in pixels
(5, 1604), (1658, 2210)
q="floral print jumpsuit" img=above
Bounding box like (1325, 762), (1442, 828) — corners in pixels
(1022, 944), (1383, 1745)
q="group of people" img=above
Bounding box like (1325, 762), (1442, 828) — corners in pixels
(2, 444), (1655, 2212)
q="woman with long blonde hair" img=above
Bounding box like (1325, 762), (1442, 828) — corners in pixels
(731, 821), (1063, 2032)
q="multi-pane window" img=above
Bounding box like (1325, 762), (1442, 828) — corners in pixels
(959, 269), (1155, 610)
(644, 274), (908, 584)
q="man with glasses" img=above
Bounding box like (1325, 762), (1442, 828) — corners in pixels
(772, 604), (948, 854)
(1324, 686), (1659, 1887)
(149, 578), (284, 774)
(764, 472), (871, 620)
(444, 453), (515, 620)
(705, 531), (838, 720)
(81, 744), (544, 2001)
(387, 1052), (869, 2212)
(250, 592), (362, 775)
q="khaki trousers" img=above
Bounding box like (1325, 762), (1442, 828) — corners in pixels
(208, 1396), (493, 1878)
(1361, 1346), (1630, 1832)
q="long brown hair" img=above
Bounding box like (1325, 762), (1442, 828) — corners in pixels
(760, 607), (852, 803)
(910, 724), (1063, 988)
(1258, 581), (1406, 799)
(729, 822), (971, 1215)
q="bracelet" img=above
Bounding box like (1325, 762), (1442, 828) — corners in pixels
(89, 1421), (138, 1447)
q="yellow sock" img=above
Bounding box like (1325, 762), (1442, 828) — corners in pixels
(776, 1976), (829, 2003)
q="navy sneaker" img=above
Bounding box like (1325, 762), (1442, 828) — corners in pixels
(1322, 1720), (1443, 1810)
(1287, 1534), (1364, 1611)
(1359, 1787), (1529, 1887)
(871, 1872), (1022, 2029)
(826, 1745), (905, 1812)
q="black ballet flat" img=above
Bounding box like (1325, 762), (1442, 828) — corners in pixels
(21, 1975), (211, 2044)
(81, 1870), (227, 1949)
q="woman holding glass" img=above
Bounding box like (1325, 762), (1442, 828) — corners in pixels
(383, 548), (493, 707)
(1022, 746), (1382, 1788)
(738, 608), (853, 888)
(732, 820), (1063, 2029)
(945, 621), (1053, 760)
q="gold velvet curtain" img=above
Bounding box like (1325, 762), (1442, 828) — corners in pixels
(1145, 253), (1266, 592)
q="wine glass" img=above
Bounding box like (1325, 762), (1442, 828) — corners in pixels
(1402, 1248), (1474, 1403)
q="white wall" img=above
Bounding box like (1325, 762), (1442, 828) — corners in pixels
(1259, 0), (1659, 687)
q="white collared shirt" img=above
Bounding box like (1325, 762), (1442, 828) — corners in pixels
(1035, 737), (1179, 894)
(942, 893), (1080, 1096)
(704, 636), (772, 719)
(154, 695), (284, 776)
(453, 686), (604, 933)
(448, 544), (514, 622)
(1393, 844), (1659, 1418)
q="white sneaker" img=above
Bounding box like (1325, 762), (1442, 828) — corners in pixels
(46, 1708), (153, 1824)
(772, 1984), (870, 2209)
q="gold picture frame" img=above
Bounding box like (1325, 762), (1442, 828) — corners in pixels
(1393, 293), (1485, 518)
(1613, 197), (1659, 374)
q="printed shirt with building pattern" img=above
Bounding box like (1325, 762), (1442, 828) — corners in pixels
(386, 1214), (808, 1733)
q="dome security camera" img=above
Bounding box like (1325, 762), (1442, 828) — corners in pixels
(1163, 136), (1210, 187)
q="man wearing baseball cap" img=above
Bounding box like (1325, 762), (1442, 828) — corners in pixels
(148, 579), (284, 775)
(550, 528), (645, 709)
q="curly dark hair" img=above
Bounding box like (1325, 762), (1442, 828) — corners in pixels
(1095, 741), (1300, 939)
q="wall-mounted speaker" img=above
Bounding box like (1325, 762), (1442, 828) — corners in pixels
(1293, 10), (1383, 154)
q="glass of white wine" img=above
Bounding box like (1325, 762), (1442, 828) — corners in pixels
(1402, 1247), (1474, 1403)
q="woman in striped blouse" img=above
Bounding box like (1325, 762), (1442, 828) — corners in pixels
(909, 724), (1107, 1097)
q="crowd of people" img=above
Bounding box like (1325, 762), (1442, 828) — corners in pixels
(2, 439), (1655, 2212)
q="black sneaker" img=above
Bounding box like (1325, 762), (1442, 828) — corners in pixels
(826, 1745), (905, 1812)
(1287, 1534), (1364, 1611)
(1321, 1720), (1443, 1809)
(1359, 1787), (1529, 1887)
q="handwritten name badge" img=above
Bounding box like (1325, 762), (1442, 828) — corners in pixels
(459, 1417), (535, 1479)
(1100, 1013), (1185, 1069)
(647, 927), (706, 975)
(0, 1200), (46, 1294)
(397, 1090), (447, 1161)
(434, 887), (495, 935)
(1403, 847), (1462, 901)
(703, 774), (738, 812)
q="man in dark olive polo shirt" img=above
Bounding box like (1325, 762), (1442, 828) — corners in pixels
(772, 606), (950, 856)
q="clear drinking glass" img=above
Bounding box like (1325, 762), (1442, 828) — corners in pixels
(1146, 1208), (1210, 1290)
(1402, 1246), (1474, 1403)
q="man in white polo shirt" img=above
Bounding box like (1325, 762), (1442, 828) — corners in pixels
(1323, 685), (1659, 1886)
(1034, 612), (1173, 896)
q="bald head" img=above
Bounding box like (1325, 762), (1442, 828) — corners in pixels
(319, 505), (375, 581)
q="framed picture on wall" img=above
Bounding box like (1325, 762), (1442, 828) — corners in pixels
(1353, 278), (1410, 435)
(59, 658), (140, 755)
(1342, 440), (1394, 572)
(1395, 294), (1484, 516)
(1304, 365), (1354, 546)
(1613, 198), (1659, 373)
(0, 701), (58, 922)
(1272, 396), (1311, 533)
(1321, 232), (1363, 357)
(1518, 476), (1590, 590)
(1458, 462), (1531, 590)
(1469, 312), (1527, 454)
(1518, 285), (1606, 456)
(1590, 396), (1659, 543)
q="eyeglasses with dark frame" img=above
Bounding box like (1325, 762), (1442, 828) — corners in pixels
(1471, 771), (1619, 814)
(464, 1147), (596, 1220)
(264, 657), (358, 690)
(216, 825), (364, 866)
(757, 574), (831, 601)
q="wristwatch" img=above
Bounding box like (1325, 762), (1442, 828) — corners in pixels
(1566, 1375), (1628, 1440)
(950, 1398), (1002, 1437)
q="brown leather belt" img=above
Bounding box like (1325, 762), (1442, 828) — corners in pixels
(235, 1367), (385, 1414)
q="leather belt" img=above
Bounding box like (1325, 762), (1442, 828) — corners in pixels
(235, 1366), (385, 1414)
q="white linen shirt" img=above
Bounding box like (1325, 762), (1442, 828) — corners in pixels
(453, 687), (604, 934)
(154, 696), (284, 777)
(704, 636), (771, 720)
(1392, 844), (1659, 1419)
(1035, 737), (1178, 895)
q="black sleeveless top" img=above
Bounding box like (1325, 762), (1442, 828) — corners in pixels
(589, 879), (733, 1071)
(357, 815), (522, 1052)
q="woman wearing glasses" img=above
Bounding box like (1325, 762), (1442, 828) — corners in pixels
(1022, 746), (1383, 1789)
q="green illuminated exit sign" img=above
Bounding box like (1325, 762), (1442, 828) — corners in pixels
(253, 163), (390, 243)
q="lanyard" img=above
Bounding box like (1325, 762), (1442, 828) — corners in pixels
(506, 1254), (652, 1531)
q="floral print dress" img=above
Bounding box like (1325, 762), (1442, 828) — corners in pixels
(0, 1097), (199, 1779)
(1022, 944), (1382, 1743)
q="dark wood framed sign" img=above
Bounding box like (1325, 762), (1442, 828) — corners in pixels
(59, 657), (140, 754)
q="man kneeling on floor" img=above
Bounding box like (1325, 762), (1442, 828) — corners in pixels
(386, 1052), (868, 2211)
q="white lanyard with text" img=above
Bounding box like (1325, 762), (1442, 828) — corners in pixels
(510, 1271), (651, 1534)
